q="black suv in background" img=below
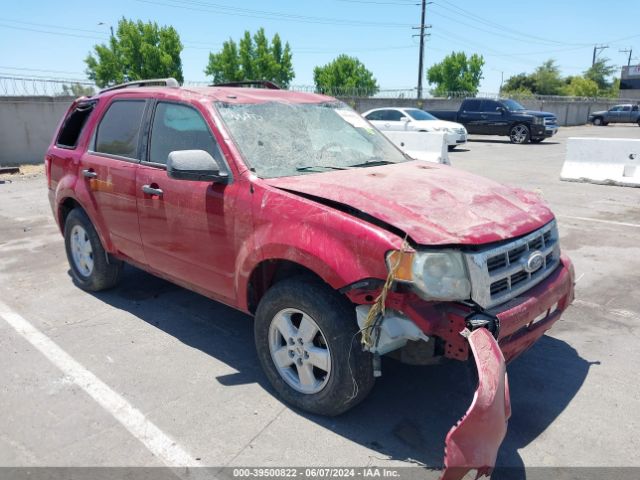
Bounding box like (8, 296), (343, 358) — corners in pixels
(430, 98), (558, 144)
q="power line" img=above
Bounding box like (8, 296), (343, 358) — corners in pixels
(433, 0), (588, 47)
(334, 0), (416, 5)
(136, 0), (414, 28)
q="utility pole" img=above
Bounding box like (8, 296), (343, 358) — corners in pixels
(619, 48), (633, 66)
(592, 44), (609, 66)
(414, 0), (432, 99)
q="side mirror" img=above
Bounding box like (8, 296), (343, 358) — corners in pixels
(400, 116), (411, 123)
(167, 150), (231, 184)
(496, 106), (505, 114)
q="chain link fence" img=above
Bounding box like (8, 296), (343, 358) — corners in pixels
(0, 75), (636, 104)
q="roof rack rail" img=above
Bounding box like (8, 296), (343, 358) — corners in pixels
(211, 80), (281, 90)
(100, 78), (180, 94)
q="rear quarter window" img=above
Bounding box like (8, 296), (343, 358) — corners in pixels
(56, 101), (97, 148)
(94, 100), (146, 159)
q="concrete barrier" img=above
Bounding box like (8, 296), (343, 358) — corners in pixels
(560, 137), (640, 187)
(382, 131), (450, 165)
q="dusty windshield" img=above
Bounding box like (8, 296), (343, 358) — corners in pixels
(215, 101), (408, 178)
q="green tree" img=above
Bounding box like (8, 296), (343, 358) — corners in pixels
(205, 28), (294, 88)
(532, 59), (563, 95)
(608, 77), (621, 98)
(584, 58), (617, 91)
(501, 72), (537, 94)
(426, 51), (485, 96)
(313, 55), (379, 96)
(562, 76), (599, 97)
(61, 83), (96, 97)
(85, 18), (183, 87)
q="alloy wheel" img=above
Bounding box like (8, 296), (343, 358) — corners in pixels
(268, 308), (332, 394)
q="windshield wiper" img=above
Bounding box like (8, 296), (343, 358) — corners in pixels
(296, 164), (349, 171)
(347, 159), (394, 168)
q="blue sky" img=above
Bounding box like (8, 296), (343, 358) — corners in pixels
(1, 0), (639, 93)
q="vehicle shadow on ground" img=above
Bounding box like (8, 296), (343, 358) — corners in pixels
(467, 139), (560, 146)
(89, 266), (594, 476)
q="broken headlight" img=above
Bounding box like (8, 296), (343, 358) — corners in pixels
(387, 250), (471, 301)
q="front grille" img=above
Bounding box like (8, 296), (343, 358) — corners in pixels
(464, 221), (561, 309)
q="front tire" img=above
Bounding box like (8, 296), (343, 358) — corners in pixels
(592, 117), (604, 126)
(64, 209), (122, 291)
(509, 124), (530, 144)
(254, 277), (374, 416)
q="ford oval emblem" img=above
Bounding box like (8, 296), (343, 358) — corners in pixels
(524, 251), (545, 273)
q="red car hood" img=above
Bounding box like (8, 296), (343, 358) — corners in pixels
(266, 162), (554, 245)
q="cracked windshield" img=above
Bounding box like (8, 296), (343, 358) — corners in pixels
(216, 101), (408, 178)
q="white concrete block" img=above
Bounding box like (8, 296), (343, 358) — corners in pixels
(561, 137), (640, 187)
(382, 131), (450, 165)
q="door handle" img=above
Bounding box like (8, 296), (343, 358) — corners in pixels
(82, 169), (97, 179)
(142, 185), (163, 197)
(481, 115), (488, 119)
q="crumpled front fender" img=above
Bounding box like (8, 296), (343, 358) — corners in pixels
(441, 328), (511, 480)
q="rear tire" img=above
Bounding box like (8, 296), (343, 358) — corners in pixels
(509, 124), (530, 144)
(448, 145), (456, 151)
(64, 209), (122, 291)
(254, 276), (374, 416)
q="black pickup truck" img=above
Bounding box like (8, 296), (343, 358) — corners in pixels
(430, 98), (559, 144)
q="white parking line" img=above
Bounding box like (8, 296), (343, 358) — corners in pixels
(0, 299), (198, 469)
(558, 215), (640, 229)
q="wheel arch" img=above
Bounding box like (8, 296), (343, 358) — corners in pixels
(246, 259), (331, 314)
(55, 193), (115, 253)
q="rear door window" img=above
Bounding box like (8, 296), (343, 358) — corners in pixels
(56, 101), (96, 148)
(94, 100), (146, 159)
(463, 99), (482, 112)
(365, 110), (384, 121)
(380, 110), (403, 121)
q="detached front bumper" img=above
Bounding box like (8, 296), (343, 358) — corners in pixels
(376, 256), (574, 477)
(442, 328), (510, 480)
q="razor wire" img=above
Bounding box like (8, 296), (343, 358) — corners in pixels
(0, 75), (635, 104)
(0, 75), (97, 97)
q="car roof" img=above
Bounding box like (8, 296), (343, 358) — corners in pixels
(93, 85), (336, 105)
(363, 107), (408, 113)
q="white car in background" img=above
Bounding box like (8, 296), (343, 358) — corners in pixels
(363, 107), (467, 150)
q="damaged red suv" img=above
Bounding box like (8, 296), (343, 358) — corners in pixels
(46, 79), (574, 479)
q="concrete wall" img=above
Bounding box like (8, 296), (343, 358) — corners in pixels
(339, 96), (626, 127)
(0, 97), (72, 166)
